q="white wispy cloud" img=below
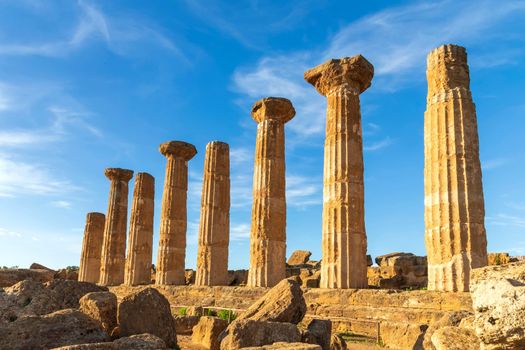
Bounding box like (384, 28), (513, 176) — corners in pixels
(486, 213), (525, 228)
(0, 83), (101, 147)
(0, 228), (22, 238)
(364, 137), (394, 152)
(286, 174), (321, 208)
(232, 0), (525, 145)
(50, 200), (72, 209)
(0, 0), (189, 62)
(182, 0), (320, 49)
(482, 158), (509, 171)
(0, 154), (78, 197)
(231, 223), (250, 241)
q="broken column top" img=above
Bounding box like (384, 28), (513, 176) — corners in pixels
(426, 44), (470, 95)
(86, 212), (105, 220)
(207, 141), (229, 151)
(251, 97), (296, 124)
(104, 168), (134, 182)
(304, 55), (374, 96)
(159, 140), (197, 160)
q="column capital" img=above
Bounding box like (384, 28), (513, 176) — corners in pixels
(159, 141), (197, 160)
(104, 168), (133, 182)
(251, 97), (295, 124)
(304, 55), (374, 96)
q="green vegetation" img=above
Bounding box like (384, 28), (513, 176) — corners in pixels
(217, 309), (237, 323)
(178, 307), (187, 316)
(338, 332), (378, 345)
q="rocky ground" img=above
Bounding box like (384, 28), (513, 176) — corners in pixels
(0, 257), (523, 349)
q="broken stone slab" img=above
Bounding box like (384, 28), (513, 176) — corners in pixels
(287, 250), (312, 266)
(330, 334), (347, 350)
(192, 316), (229, 350)
(0, 308), (109, 350)
(118, 287), (177, 347)
(305, 319), (331, 350)
(51, 333), (167, 349)
(236, 278), (306, 324)
(431, 326), (480, 350)
(470, 261), (525, 349)
(0, 279), (107, 323)
(0, 268), (55, 288)
(79, 291), (117, 335)
(243, 343), (322, 350)
(174, 315), (200, 335)
(30, 263), (55, 271)
(220, 319), (301, 350)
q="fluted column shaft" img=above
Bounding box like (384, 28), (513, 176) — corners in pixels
(322, 86), (367, 288)
(124, 173), (155, 286)
(305, 55), (374, 289)
(99, 168), (133, 286)
(424, 44), (488, 292)
(248, 97), (295, 287)
(78, 212), (105, 283)
(156, 141), (197, 285)
(195, 141), (230, 286)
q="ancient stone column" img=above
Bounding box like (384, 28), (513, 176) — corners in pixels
(304, 56), (373, 289)
(247, 97), (295, 288)
(424, 44), (488, 292)
(78, 212), (105, 283)
(195, 141), (230, 286)
(156, 141), (197, 285)
(99, 168), (134, 286)
(124, 173), (155, 286)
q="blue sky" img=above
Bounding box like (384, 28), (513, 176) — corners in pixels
(0, 0), (524, 269)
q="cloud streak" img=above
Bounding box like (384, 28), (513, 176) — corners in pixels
(0, 0), (189, 62)
(232, 0), (525, 145)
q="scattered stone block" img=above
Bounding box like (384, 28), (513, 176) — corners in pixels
(0, 309), (108, 349)
(79, 291), (117, 334)
(220, 319), (301, 350)
(118, 287), (177, 347)
(52, 333), (167, 349)
(305, 319), (331, 350)
(471, 261), (525, 349)
(243, 343), (321, 350)
(192, 316), (228, 350)
(237, 278), (306, 324)
(288, 250), (312, 266)
(431, 326), (480, 350)
(174, 315), (200, 335)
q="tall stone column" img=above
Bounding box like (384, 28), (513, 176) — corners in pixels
(156, 141), (197, 285)
(304, 56), (373, 289)
(424, 44), (488, 292)
(99, 168), (134, 286)
(78, 212), (105, 283)
(195, 141), (230, 286)
(124, 173), (155, 286)
(247, 97), (295, 288)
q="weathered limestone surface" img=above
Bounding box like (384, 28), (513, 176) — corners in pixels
(424, 44), (488, 292)
(0, 309), (109, 350)
(99, 168), (134, 286)
(124, 173), (155, 286)
(304, 55), (373, 289)
(196, 141), (230, 286)
(191, 316), (228, 350)
(248, 97), (295, 287)
(156, 141), (197, 285)
(220, 320), (301, 350)
(78, 213), (105, 283)
(470, 261), (525, 349)
(118, 287), (178, 347)
(79, 291), (117, 334)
